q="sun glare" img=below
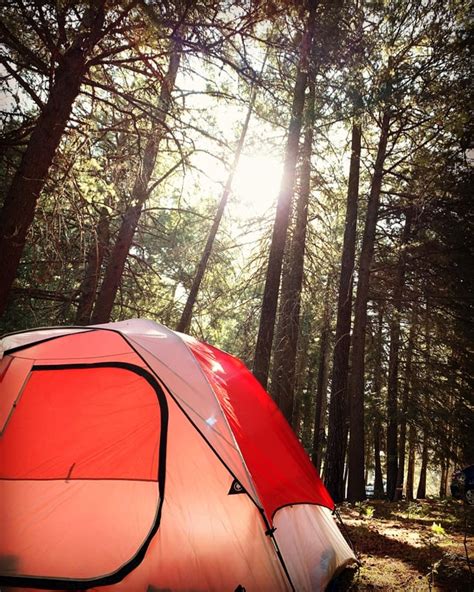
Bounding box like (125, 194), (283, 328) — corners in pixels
(231, 154), (282, 218)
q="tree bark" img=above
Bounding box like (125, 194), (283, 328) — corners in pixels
(75, 207), (110, 325)
(416, 429), (429, 499)
(416, 302), (431, 500)
(373, 309), (385, 499)
(292, 324), (311, 436)
(252, 0), (317, 389)
(439, 460), (447, 498)
(324, 122), (361, 502)
(311, 281), (332, 471)
(176, 54), (265, 333)
(271, 70), (316, 422)
(387, 209), (413, 500)
(0, 2), (106, 317)
(395, 308), (416, 500)
(91, 42), (181, 323)
(406, 423), (416, 500)
(347, 110), (391, 502)
(440, 399), (453, 497)
(302, 343), (318, 446)
(311, 326), (331, 468)
(373, 417), (385, 498)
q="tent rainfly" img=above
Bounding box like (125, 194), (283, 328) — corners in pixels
(0, 319), (355, 591)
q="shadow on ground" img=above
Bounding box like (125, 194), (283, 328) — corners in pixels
(333, 500), (473, 591)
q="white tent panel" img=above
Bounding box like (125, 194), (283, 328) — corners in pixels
(125, 327), (259, 503)
(274, 504), (355, 591)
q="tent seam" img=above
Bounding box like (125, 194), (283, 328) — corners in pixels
(177, 334), (264, 507)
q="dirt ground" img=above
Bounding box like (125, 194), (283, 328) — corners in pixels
(332, 499), (473, 591)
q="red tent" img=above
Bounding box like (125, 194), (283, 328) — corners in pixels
(0, 320), (354, 591)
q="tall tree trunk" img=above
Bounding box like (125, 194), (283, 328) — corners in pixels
(365, 436), (371, 487)
(347, 110), (391, 502)
(311, 281), (332, 471)
(440, 398), (454, 497)
(373, 417), (385, 498)
(443, 457), (450, 497)
(0, 2), (106, 316)
(387, 209), (413, 500)
(271, 70), (316, 421)
(75, 207), (110, 325)
(439, 460), (447, 498)
(416, 430), (429, 499)
(252, 0), (316, 389)
(301, 340), (319, 447)
(91, 42), (181, 323)
(324, 122), (361, 502)
(416, 302), (431, 500)
(291, 324), (311, 435)
(373, 309), (385, 499)
(395, 308), (416, 500)
(313, 324), (331, 467)
(406, 423), (416, 500)
(343, 452), (349, 495)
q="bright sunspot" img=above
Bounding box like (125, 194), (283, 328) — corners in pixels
(231, 154), (282, 217)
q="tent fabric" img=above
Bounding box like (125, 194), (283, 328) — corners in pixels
(274, 505), (356, 591)
(97, 391), (290, 592)
(0, 319), (355, 591)
(182, 335), (334, 518)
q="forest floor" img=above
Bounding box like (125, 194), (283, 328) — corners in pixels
(333, 499), (473, 591)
